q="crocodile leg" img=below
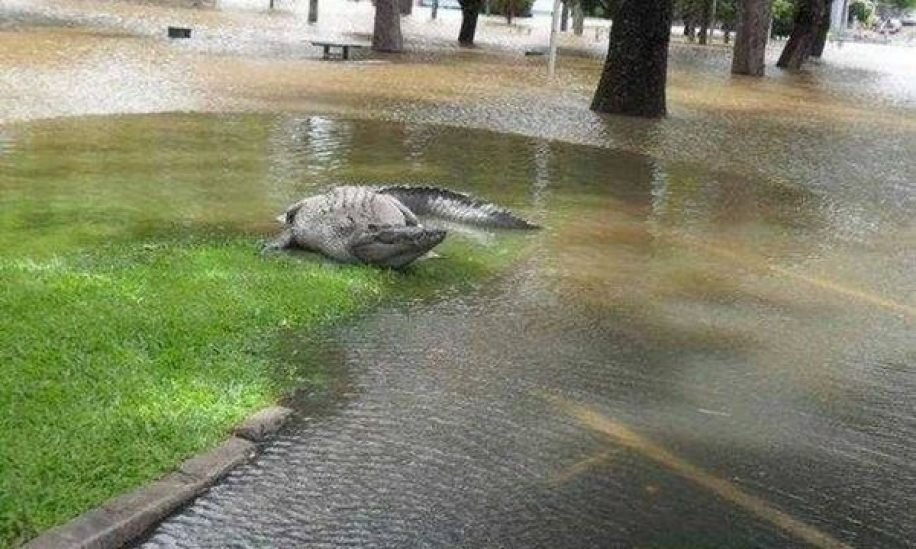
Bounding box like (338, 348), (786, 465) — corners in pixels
(261, 229), (295, 255)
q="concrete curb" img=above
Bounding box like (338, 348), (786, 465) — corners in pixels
(232, 405), (294, 443)
(25, 405), (294, 549)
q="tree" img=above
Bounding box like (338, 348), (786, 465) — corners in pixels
(458, 0), (484, 46)
(591, 0), (673, 117)
(776, 0), (828, 69)
(718, 0), (737, 42)
(697, 0), (712, 44)
(677, 0), (698, 39)
(308, 0), (318, 23)
(848, 0), (872, 24)
(811, 0), (833, 57)
(731, 0), (772, 75)
(572, 0), (586, 35)
(489, 0), (534, 16)
(581, 0), (619, 17)
(373, 0), (403, 52)
(676, 0), (736, 43)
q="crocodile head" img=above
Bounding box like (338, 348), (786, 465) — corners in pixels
(349, 225), (447, 269)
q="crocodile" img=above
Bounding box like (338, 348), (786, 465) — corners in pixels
(263, 185), (539, 268)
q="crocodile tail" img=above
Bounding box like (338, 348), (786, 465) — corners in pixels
(379, 186), (540, 230)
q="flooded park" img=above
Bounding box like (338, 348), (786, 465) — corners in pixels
(1, 0), (914, 547)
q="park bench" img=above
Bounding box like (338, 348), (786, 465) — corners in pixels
(311, 41), (366, 60)
(167, 26), (192, 39)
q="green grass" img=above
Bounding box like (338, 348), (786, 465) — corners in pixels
(0, 230), (525, 546)
(0, 113), (534, 546)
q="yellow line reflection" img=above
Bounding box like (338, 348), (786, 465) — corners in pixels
(549, 446), (617, 487)
(675, 236), (915, 318)
(548, 394), (851, 549)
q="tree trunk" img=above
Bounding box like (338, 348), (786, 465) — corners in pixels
(308, 0), (318, 23)
(591, 0), (672, 118)
(373, 0), (403, 52)
(684, 17), (696, 40)
(399, 0), (413, 16)
(683, 6), (695, 39)
(561, 1), (569, 31)
(776, 0), (827, 69)
(506, 0), (514, 25)
(731, 0), (772, 76)
(698, 0), (711, 44)
(572, 0), (585, 36)
(811, 0), (833, 57)
(458, 0), (482, 46)
(432, 0), (439, 19)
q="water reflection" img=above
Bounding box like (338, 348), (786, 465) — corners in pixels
(3, 0), (914, 225)
(530, 140), (551, 209)
(3, 1), (914, 542)
(33, 115), (897, 548)
(0, 129), (13, 156)
(300, 116), (351, 177)
(403, 123), (437, 171)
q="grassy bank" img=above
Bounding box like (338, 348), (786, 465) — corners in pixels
(0, 113), (534, 545)
(0, 231), (524, 546)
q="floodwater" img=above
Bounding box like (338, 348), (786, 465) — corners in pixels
(121, 115), (910, 547)
(116, 117), (916, 547)
(2, 0), (914, 547)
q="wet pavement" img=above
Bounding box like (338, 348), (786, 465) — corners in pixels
(2, 1), (915, 547)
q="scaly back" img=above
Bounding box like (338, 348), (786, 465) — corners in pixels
(379, 186), (540, 230)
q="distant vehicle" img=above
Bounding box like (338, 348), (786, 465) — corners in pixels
(418, 0), (461, 9)
(878, 18), (902, 34)
(901, 13), (916, 26)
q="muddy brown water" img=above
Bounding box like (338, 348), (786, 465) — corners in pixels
(122, 115), (912, 548)
(2, 1), (914, 547)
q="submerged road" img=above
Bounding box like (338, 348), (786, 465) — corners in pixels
(5, 2), (909, 546)
(139, 160), (915, 547)
(140, 255), (913, 547)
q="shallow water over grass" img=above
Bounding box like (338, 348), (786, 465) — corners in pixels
(0, 113), (533, 545)
(2, 112), (914, 546)
(127, 117), (915, 547)
(2, 1), (914, 545)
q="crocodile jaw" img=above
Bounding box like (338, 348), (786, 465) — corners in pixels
(349, 226), (447, 268)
